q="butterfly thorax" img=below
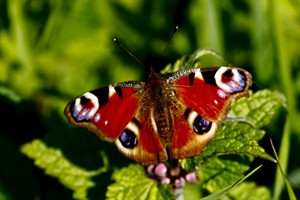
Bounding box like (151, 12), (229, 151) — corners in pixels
(143, 70), (173, 140)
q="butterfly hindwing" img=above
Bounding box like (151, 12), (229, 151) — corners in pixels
(115, 108), (168, 165)
(169, 106), (219, 159)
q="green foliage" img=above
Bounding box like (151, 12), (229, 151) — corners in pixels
(201, 123), (271, 160)
(20, 139), (107, 200)
(197, 157), (251, 193)
(0, 86), (21, 103)
(230, 90), (286, 128)
(200, 165), (269, 200)
(1, 0), (299, 199)
(107, 165), (174, 200)
(271, 139), (297, 200)
(219, 181), (271, 200)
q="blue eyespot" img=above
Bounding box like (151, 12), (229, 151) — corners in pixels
(193, 116), (211, 134)
(119, 129), (137, 148)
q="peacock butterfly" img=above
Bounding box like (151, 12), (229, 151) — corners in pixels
(64, 51), (252, 165)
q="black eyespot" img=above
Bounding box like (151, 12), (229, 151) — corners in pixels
(119, 129), (137, 148)
(223, 69), (233, 77)
(193, 116), (212, 134)
(80, 96), (90, 104)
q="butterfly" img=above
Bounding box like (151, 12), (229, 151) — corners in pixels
(64, 54), (252, 165)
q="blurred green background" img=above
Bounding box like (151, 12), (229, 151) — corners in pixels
(0, 0), (299, 199)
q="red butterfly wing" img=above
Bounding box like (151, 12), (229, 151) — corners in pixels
(169, 67), (252, 122)
(64, 83), (142, 142)
(168, 67), (252, 159)
(169, 105), (219, 159)
(64, 82), (167, 165)
(115, 108), (168, 165)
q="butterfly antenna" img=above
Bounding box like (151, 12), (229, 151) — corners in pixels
(113, 38), (146, 69)
(161, 26), (179, 57)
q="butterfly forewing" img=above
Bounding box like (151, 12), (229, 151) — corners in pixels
(168, 67), (252, 122)
(64, 82), (142, 142)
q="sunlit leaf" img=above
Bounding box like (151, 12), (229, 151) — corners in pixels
(20, 139), (107, 200)
(106, 164), (174, 200)
(230, 90), (286, 128)
(201, 165), (265, 200)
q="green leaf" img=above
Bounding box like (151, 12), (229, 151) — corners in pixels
(106, 164), (174, 200)
(230, 90), (286, 128)
(218, 181), (271, 200)
(197, 156), (251, 193)
(183, 184), (202, 200)
(203, 123), (274, 161)
(201, 165), (270, 200)
(271, 138), (297, 200)
(0, 86), (21, 103)
(20, 139), (107, 200)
